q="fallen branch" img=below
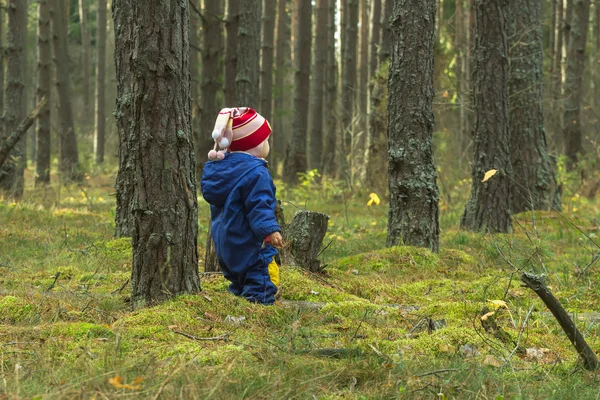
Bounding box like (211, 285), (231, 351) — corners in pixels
(521, 272), (598, 370)
(172, 330), (231, 342)
(0, 96), (47, 169)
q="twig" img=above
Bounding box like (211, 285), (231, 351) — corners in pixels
(415, 369), (460, 378)
(351, 310), (369, 340)
(315, 239), (334, 258)
(508, 304), (534, 360)
(46, 272), (61, 292)
(172, 330), (231, 342)
(111, 279), (130, 294)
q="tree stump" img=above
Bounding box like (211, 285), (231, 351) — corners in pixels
(204, 216), (220, 272)
(285, 210), (329, 272)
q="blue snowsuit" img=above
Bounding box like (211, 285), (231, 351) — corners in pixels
(201, 153), (281, 305)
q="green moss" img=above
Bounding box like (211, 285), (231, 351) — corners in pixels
(49, 322), (114, 339)
(280, 267), (359, 302)
(0, 296), (39, 324)
(332, 246), (439, 274)
(98, 237), (132, 261)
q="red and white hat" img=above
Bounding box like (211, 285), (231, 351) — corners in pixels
(208, 107), (272, 160)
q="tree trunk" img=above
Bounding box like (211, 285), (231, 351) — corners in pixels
(455, 0), (468, 151)
(190, 0), (200, 174)
(563, 0), (591, 168)
(204, 216), (219, 272)
(224, 0), (239, 106)
(0, 0), (27, 198)
(565, 0), (574, 50)
(113, 0), (200, 308)
(51, 0), (80, 182)
(236, 0), (261, 108)
(94, 0), (107, 164)
(260, 0), (276, 123)
(79, 0), (91, 117)
(308, 0), (327, 170)
(286, 211), (329, 272)
(36, 0), (52, 185)
(508, 0), (560, 213)
(321, 0), (338, 176)
(362, 0), (383, 185)
(341, 0), (358, 170)
(461, 0), (512, 233)
(379, 0), (392, 63)
(552, 0), (565, 149)
(283, 0), (311, 184)
(0, 6), (4, 136)
(357, 0), (369, 161)
(272, 0), (289, 170)
(386, 0), (440, 252)
(198, 0), (223, 176)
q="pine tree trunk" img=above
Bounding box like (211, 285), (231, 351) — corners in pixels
(455, 0), (468, 151)
(36, 0), (52, 186)
(198, 0), (223, 175)
(51, 0), (80, 182)
(341, 0), (358, 168)
(190, 0), (200, 173)
(321, 0), (338, 176)
(224, 0), (239, 106)
(461, 0), (512, 233)
(387, 0), (440, 252)
(563, 0), (591, 168)
(113, 0), (200, 308)
(357, 0), (369, 161)
(94, 0), (107, 164)
(308, 0), (327, 170)
(0, 0), (27, 198)
(236, 0), (261, 108)
(379, 0), (392, 63)
(260, 0), (276, 123)
(0, 7), (4, 136)
(79, 0), (91, 117)
(283, 0), (311, 183)
(272, 0), (289, 170)
(552, 0), (564, 148)
(362, 0), (382, 184)
(508, 0), (560, 213)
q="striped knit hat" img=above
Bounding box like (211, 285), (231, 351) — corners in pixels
(208, 107), (272, 160)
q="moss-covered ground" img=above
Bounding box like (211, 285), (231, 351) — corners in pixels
(1, 172), (600, 399)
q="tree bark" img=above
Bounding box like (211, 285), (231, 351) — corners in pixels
(0, 0), (27, 198)
(198, 0), (223, 176)
(190, 0), (200, 175)
(283, 0), (311, 183)
(357, 0), (369, 160)
(369, 0), (382, 79)
(508, 0), (560, 213)
(321, 0), (338, 176)
(79, 0), (91, 117)
(260, 0), (276, 123)
(563, 0), (591, 168)
(461, 0), (512, 233)
(286, 211), (329, 272)
(272, 0), (289, 169)
(0, 98), (48, 170)
(341, 0), (358, 170)
(0, 6), (4, 135)
(552, 0), (565, 148)
(94, 0), (107, 164)
(308, 0), (327, 170)
(51, 0), (80, 182)
(386, 0), (440, 252)
(224, 0), (239, 106)
(236, 0), (261, 108)
(113, 0), (200, 308)
(36, 0), (52, 185)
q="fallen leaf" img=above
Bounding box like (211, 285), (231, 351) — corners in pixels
(482, 169), (498, 183)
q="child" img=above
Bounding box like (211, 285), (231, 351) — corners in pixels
(200, 107), (283, 305)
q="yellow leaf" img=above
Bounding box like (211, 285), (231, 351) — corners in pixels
(488, 299), (508, 310)
(480, 311), (496, 321)
(371, 221), (377, 226)
(109, 375), (125, 388)
(442, 90), (449, 98)
(482, 169), (498, 183)
(368, 193), (381, 206)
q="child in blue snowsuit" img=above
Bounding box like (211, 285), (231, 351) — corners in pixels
(200, 107), (283, 305)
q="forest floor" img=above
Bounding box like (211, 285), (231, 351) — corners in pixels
(2, 170), (600, 399)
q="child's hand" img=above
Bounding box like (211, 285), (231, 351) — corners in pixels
(268, 232), (283, 248)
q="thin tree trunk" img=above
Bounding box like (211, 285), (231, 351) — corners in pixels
(94, 0), (107, 164)
(357, 0), (369, 161)
(387, 0), (439, 252)
(341, 0), (358, 173)
(260, 0), (276, 123)
(272, 0), (289, 170)
(79, 0), (91, 117)
(36, 0), (52, 185)
(0, 0), (27, 198)
(113, 0), (200, 308)
(51, 0), (80, 182)
(552, 0), (565, 149)
(190, 0), (200, 173)
(461, 0), (512, 233)
(563, 0), (591, 168)
(236, 0), (261, 108)
(283, 0), (311, 183)
(565, 0), (574, 50)
(0, 6), (4, 136)
(308, 0), (327, 170)
(224, 0), (239, 106)
(508, 0), (560, 213)
(455, 0), (468, 151)
(379, 0), (392, 63)
(369, 0), (382, 77)
(322, 0), (338, 176)
(198, 0), (223, 176)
